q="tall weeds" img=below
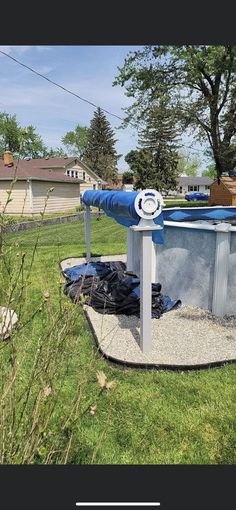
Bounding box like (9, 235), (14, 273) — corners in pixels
(0, 158), (114, 464)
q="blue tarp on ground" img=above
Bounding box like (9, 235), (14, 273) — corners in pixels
(82, 190), (164, 244)
(63, 261), (181, 316)
(63, 262), (111, 281)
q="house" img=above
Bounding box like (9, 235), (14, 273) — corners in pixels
(0, 153), (105, 215)
(106, 174), (123, 190)
(25, 155), (105, 193)
(61, 158), (106, 193)
(0, 152), (82, 215)
(209, 176), (236, 206)
(123, 183), (134, 192)
(177, 176), (213, 196)
(105, 169), (130, 190)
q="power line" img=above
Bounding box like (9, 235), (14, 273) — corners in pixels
(0, 49), (209, 156)
(0, 50), (124, 122)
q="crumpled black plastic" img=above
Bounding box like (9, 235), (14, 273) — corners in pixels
(63, 261), (181, 318)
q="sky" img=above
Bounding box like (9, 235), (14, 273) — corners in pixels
(0, 45), (209, 172)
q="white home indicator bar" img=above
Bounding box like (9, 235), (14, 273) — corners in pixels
(76, 504), (161, 507)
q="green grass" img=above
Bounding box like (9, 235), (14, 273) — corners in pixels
(3, 209), (80, 224)
(164, 199), (210, 208)
(1, 216), (236, 464)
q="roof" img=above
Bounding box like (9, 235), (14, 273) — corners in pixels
(78, 159), (107, 184)
(0, 156), (107, 184)
(214, 176), (236, 195)
(178, 176), (214, 186)
(0, 158), (83, 184)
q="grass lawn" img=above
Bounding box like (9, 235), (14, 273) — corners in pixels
(164, 199), (210, 208)
(1, 216), (236, 464)
(3, 208), (81, 224)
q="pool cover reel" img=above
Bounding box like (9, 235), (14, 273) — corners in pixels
(82, 190), (164, 243)
(82, 190), (236, 245)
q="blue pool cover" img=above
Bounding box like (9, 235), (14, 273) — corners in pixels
(82, 190), (236, 244)
(163, 206), (236, 222)
(82, 190), (164, 244)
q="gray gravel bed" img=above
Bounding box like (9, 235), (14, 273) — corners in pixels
(61, 256), (236, 367)
(85, 304), (236, 367)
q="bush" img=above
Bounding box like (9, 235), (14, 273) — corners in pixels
(75, 205), (85, 212)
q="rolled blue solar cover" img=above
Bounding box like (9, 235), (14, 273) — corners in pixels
(82, 190), (164, 244)
(163, 206), (236, 222)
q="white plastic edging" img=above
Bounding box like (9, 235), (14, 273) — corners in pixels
(164, 220), (236, 232)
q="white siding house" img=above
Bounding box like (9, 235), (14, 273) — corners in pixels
(0, 155), (84, 215)
(177, 176), (213, 196)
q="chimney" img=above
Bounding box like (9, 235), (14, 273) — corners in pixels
(3, 151), (14, 166)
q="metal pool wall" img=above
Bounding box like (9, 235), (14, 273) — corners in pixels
(128, 221), (236, 316)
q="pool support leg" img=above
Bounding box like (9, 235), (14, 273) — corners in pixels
(131, 223), (163, 353)
(85, 205), (91, 262)
(212, 223), (231, 316)
(140, 230), (153, 353)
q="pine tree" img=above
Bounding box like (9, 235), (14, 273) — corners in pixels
(83, 107), (119, 182)
(126, 98), (180, 191)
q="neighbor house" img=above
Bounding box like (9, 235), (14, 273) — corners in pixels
(105, 169), (131, 190)
(0, 153), (82, 215)
(177, 176), (213, 196)
(106, 173), (214, 195)
(209, 176), (236, 206)
(24, 155), (105, 193)
(0, 153), (105, 215)
(61, 157), (106, 193)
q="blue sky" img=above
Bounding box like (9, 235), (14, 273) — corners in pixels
(0, 45), (209, 171)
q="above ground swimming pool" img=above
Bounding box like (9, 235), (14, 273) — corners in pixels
(129, 206), (236, 317)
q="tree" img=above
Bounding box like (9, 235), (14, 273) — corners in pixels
(46, 147), (66, 157)
(122, 170), (134, 184)
(202, 163), (217, 179)
(177, 152), (201, 176)
(0, 113), (21, 155)
(0, 113), (47, 158)
(83, 107), (119, 182)
(114, 45), (236, 179)
(126, 96), (180, 191)
(61, 124), (89, 158)
(21, 125), (47, 158)
(125, 147), (179, 191)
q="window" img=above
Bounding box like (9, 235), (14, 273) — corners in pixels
(66, 170), (70, 176)
(205, 185), (210, 190)
(83, 171), (86, 180)
(188, 185), (199, 192)
(75, 171), (78, 178)
(179, 186), (182, 193)
(93, 184), (96, 190)
(71, 170), (74, 178)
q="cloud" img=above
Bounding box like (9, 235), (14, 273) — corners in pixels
(34, 65), (54, 75)
(35, 46), (52, 53)
(0, 45), (31, 56)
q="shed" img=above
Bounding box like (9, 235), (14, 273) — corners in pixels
(209, 176), (236, 206)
